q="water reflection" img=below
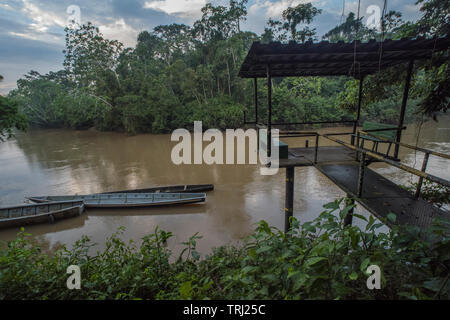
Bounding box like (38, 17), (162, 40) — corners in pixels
(0, 116), (448, 255)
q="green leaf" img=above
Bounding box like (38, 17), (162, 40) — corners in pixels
(323, 201), (340, 210)
(191, 250), (200, 261)
(241, 266), (257, 274)
(305, 257), (327, 267)
(360, 258), (370, 273)
(352, 213), (367, 222)
(179, 281), (193, 299)
(387, 213), (397, 223)
(349, 271), (358, 280)
(288, 270), (300, 279)
(423, 278), (444, 292)
(256, 246), (272, 254)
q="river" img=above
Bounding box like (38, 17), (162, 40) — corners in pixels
(0, 116), (449, 255)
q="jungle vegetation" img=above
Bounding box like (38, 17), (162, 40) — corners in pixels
(0, 75), (27, 141)
(0, 198), (448, 299)
(2, 0), (448, 135)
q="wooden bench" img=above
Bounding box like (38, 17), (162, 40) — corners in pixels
(353, 121), (398, 156)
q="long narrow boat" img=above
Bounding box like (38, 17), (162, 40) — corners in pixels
(99, 184), (214, 194)
(27, 193), (206, 208)
(0, 201), (84, 229)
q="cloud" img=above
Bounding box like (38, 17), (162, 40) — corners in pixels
(143, 0), (206, 19)
(0, 34), (63, 94)
(0, 3), (14, 11)
(0, 0), (425, 94)
(99, 18), (140, 48)
(21, 0), (66, 31)
(1, 0), (68, 45)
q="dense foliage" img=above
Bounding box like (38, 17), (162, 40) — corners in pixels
(0, 75), (28, 140)
(0, 198), (448, 300)
(5, 0), (448, 134)
(0, 97), (27, 141)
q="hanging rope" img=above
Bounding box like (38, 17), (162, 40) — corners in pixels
(340, 0), (346, 25)
(350, 0), (361, 78)
(378, 0), (388, 72)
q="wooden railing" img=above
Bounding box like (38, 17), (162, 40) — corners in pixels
(322, 133), (450, 199)
(271, 120), (356, 126)
(360, 130), (450, 198)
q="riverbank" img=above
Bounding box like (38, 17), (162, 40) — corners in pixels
(1, 199), (448, 300)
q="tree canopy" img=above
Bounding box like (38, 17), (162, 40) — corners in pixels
(6, 0), (449, 134)
(0, 74), (28, 141)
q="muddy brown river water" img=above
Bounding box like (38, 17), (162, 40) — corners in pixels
(0, 116), (449, 255)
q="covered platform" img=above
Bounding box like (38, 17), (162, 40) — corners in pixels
(238, 37), (450, 79)
(239, 37), (450, 232)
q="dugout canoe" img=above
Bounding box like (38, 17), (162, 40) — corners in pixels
(99, 184), (214, 194)
(0, 201), (84, 229)
(27, 193), (206, 208)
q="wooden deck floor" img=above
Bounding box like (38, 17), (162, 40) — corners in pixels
(279, 146), (358, 168)
(279, 146), (449, 229)
(315, 163), (449, 229)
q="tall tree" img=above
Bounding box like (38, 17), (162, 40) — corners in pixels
(63, 22), (123, 88)
(229, 0), (249, 33)
(414, 0), (449, 37)
(263, 3), (322, 43)
(153, 24), (194, 65)
(282, 3), (322, 42)
(322, 12), (367, 42)
(194, 3), (234, 42)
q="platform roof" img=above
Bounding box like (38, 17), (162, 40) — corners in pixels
(238, 37), (450, 79)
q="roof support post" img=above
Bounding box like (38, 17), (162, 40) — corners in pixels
(254, 77), (258, 124)
(267, 65), (272, 158)
(394, 60), (414, 159)
(285, 167), (294, 233)
(351, 76), (364, 145)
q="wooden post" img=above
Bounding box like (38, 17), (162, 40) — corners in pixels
(344, 196), (354, 226)
(285, 167), (294, 233)
(355, 131), (361, 160)
(352, 76), (364, 145)
(314, 134), (319, 164)
(254, 78), (259, 151)
(267, 65), (272, 159)
(254, 77), (258, 124)
(415, 152), (430, 198)
(357, 152), (366, 198)
(394, 60), (414, 159)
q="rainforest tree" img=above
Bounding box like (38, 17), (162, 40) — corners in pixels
(0, 75), (27, 141)
(7, 0), (448, 134)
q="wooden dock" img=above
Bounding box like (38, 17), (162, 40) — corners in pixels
(238, 36), (450, 233)
(279, 146), (358, 168)
(279, 146), (449, 231)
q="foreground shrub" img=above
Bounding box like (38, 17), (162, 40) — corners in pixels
(0, 198), (448, 300)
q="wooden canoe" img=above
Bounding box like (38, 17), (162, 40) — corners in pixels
(27, 193), (206, 208)
(99, 184), (214, 194)
(0, 201), (84, 229)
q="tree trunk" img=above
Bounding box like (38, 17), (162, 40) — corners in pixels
(227, 61), (231, 97)
(202, 82), (207, 102)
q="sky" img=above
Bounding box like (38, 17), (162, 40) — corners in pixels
(0, 0), (422, 94)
